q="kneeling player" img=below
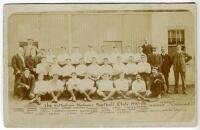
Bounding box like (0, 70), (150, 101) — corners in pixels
(127, 74), (151, 101)
(49, 73), (65, 103)
(96, 73), (115, 101)
(66, 72), (81, 102)
(149, 67), (166, 99)
(79, 72), (96, 102)
(114, 72), (129, 99)
(30, 74), (50, 105)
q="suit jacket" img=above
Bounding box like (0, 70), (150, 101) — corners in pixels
(11, 54), (25, 75)
(161, 53), (172, 74)
(172, 51), (192, 72)
(25, 56), (40, 71)
(150, 73), (165, 85)
(19, 73), (35, 92)
(149, 72), (166, 90)
(148, 54), (163, 69)
(142, 44), (153, 56)
(24, 46), (37, 57)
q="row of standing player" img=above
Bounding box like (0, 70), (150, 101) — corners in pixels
(36, 54), (150, 80)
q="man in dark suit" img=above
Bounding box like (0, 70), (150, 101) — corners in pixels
(11, 47), (26, 96)
(142, 38), (153, 57)
(24, 38), (35, 57)
(148, 47), (163, 71)
(25, 48), (41, 78)
(16, 68), (35, 100)
(160, 47), (172, 93)
(172, 45), (192, 94)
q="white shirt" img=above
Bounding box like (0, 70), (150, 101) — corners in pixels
(122, 53), (134, 63)
(70, 52), (82, 64)
(137, 62), (151, 73)
(36, 63), (49, 75)
(80, 78), (94, 89)
(35, 80), (48, 89)
(100, 64), (113, 76)
(97, 53), (109, 65)
(66, 78), (80, 87)
(114, 79), (129, 91)
(132, 80), (146, 93)
(61, 64), (76, 76)
(76, 64), (88, 76)
(46, 54), (55, 64)
(112, 63), (126, 75)
(125, 63), (137, 75)
(50, 79), (64, 89)
(87, 64), (101, 76)
(98, 79), (113, 91)
(34, 80), (49, 93)
(134, 53), (147, 63)
(84, 51), (97, 64)
(109, 53), (122, 64)
(57, 54), (70, 63)
(49, 64), (62, 76)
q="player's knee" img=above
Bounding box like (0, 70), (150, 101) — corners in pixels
(96, 90), (102, 95)
(79, 89), (85, 94)
(90, 87), (96, 93)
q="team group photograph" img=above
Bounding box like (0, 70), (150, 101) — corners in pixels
(11, 38), (192, 105)
(4, 3), (197, 127)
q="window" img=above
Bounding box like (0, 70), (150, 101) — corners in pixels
(168, 29), (185, 46)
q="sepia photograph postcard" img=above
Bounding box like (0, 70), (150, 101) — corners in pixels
(3, 3), (197, 127)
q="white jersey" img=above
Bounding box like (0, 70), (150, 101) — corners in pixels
(114, 79), (129, 91)
(49, 64), (62, 76)
(49, 79), (64, 92)
(100, 64), (113, 76)
(46, 54), (55, 64)
(134, 53), (147, 63)
(36, 63), (49, 75)
(70, 52), (82, 65)
(61, 65), (76, 76)
(112, 63), (126, 75)
(76, 64), (88, 76)
(132, 80), (146, 93)
(57, 54), (70, 63)
(98, 79), (113, 91)
(66, 78), (81, 90)
(34, 80), (50, 94)
(109, 52), (122, 64)
(137, 62), (151, 73)
(79, 78), (94, 90)
(122, 52), (134, 63)
(125, 63), (138, 75)
(87, 64), (101, 76)
(84, 51), (97, 64)
(97, 53), (109, 65)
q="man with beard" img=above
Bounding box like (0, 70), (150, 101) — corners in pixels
(12, 47), (26, 96)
